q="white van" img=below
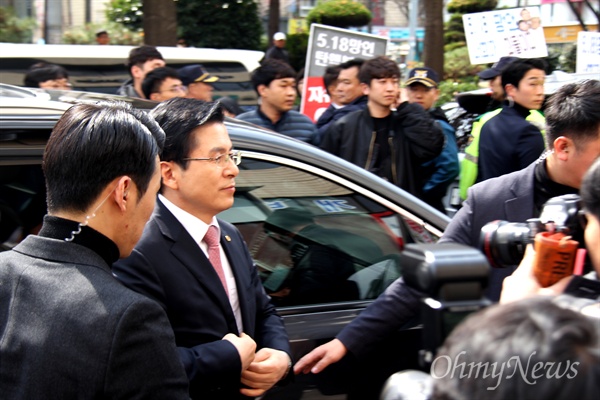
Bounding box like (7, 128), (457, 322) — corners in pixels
(0, 43), (263, 106)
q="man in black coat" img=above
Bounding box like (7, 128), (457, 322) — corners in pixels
(320, 56), (444, 199)
(263, 32), (290, 65)
(316, 58), (369, 139)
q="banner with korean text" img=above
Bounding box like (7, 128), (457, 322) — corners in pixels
(576, 31), (600, 74)
(463, 7), (548, 64)
(301, 24), (388, 122)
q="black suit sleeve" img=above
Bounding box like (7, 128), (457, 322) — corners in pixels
(113, 247), (243, 388)
(336, 277), (423, 359)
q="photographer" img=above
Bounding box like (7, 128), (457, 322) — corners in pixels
(440, 79), (600, 301)
(500, 157), (600, 306)
(294, 80), (600, 382)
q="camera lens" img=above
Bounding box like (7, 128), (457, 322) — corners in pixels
(479, 220), (537, 268)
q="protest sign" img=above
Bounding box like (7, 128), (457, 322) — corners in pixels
(301, 24), (388, 122)
(576, 31), (600, 74)
(463, 7), (548, 64)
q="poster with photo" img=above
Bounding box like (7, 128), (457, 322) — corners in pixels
(463, 7), (548, 64)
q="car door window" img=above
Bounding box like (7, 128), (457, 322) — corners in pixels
(219, 157), (441, 307)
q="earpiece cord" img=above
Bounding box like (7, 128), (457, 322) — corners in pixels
(65, 185), (119, 242)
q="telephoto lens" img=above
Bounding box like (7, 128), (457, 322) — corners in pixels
(479, 194), (584, 268)
(479, 219), (544, 268)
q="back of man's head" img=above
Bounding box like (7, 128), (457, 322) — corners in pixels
(432, 296), (600, 400)
(43, 102), (164, 214)
(544, 79), (600, 149)
(127, 45), (164, 73)
(150, 98), (224, 166)
(142, 67), (181, 99)
(501, 58), (547, 91)
(358, 56), (400, 85)
(250, 59), (296, 93)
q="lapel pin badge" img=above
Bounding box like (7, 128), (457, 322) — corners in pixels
(225, 235), (231, 242)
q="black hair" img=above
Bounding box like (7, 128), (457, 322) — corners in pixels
(296, 67), (306, 97)
(150, 98), (224, 169)
(126, 45), (164, 74)
(339, 58), (365, 71)
(432, 297), (600, 400)
(23, 63), (69, 88)
(296, 67), (305, 83)
(581, 157), (600, 221)
(141, 67), (181, 99)
(323, 65), (341, 96)
(43, 102), (165, 213)
(358, 56), (400, 85)
(501, 58), (547, 91)
(216, 96), (244, 116)
(250, 59), (296, 93)
(96, 30), (108, 38)
(544, 79), (600, 151)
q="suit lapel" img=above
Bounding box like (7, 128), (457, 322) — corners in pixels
(154, 201), (238, 330)
(219, 224), (254, 335)
(504, 163), (537, 221)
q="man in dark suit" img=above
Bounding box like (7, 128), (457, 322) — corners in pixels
(113, 98), (292, 400)
(476, 58), (546, 184)
(0, 103), (189, 398)
(293, 79), (600, 377)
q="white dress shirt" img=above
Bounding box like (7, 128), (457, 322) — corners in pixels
(159, 194), (243, 333)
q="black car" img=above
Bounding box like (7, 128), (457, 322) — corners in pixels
(0, 85), (449, 399)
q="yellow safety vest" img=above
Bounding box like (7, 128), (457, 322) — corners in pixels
(459, 109), (546, 200)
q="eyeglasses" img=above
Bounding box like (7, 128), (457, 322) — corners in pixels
(159, 85), (188, 94)
(182, 151), (242, 167)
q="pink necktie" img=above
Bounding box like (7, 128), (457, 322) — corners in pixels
(204, 225), (229, 295)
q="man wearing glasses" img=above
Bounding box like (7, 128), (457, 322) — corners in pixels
(142, 66), (188, 102)
(113, 98), (292, 400)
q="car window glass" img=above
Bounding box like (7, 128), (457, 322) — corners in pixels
(218, 158), (441, 307)
(0, 164), (46, 249)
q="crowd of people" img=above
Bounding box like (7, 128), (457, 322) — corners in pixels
(3, 37), (600, 399)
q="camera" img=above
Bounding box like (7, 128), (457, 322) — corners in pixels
(401, 243), (492, 368)
(479, 194), (585, 268)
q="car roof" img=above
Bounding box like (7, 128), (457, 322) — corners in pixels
(0, 84), (450, 233)
(0, 42), (264, 74)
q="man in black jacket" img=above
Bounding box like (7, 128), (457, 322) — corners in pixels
(316, 58), (368, 138)
(320, 56), (444, 199)
(263, 32), (290, 65)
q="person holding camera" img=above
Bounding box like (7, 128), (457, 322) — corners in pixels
(383, 159), (600, 400)
(441, 79), (600, 301)
(294, 79), (600, 380)
(500, 156), (600, 306)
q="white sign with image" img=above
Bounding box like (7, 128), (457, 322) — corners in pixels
(463, 6), (548, 64)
